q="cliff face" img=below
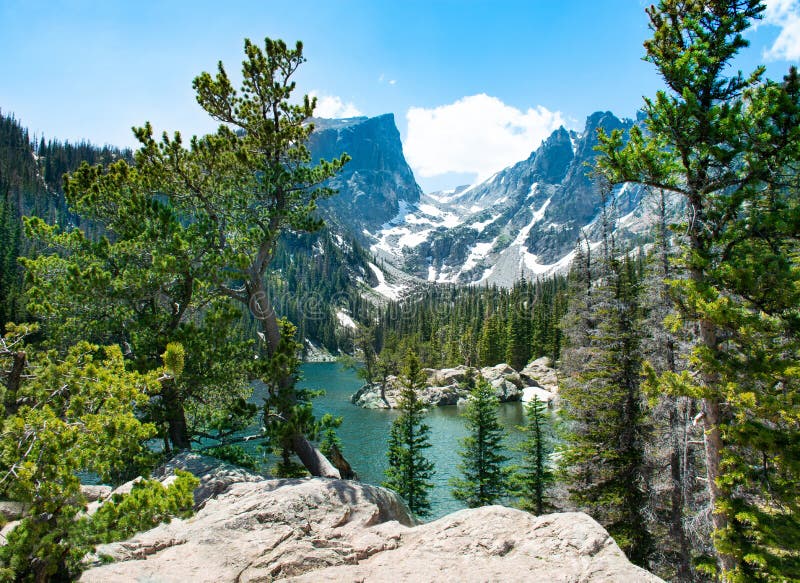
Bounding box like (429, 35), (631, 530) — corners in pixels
(309, 114), (423, 237)
(80, 453), (664, 582)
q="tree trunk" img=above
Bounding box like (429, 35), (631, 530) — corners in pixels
(292, 434), (340, 479)
(248, 276), (344, 479)
(3, 350), (25, 417)
(670, 397), (693, 582)
(162, 381), (191, 451)
(702, 397), (734, 574)
(327, 443), (356, 480)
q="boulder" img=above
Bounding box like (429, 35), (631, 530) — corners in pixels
(521, 386), (555, 406)
(351, 363), (538, 409)
(150, 451), (266, 510)
(351, 383), (393, 409)
(81, 485), (112, 503)
(426, 366), (470, 387)
(81, 476), (664, 583)
(520, 357), (559, 393)
(0, 501), (25, 522)
(290, 508), (665, 583)
(81, 477), (415, 582)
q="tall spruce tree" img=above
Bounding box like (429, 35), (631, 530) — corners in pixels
(510, 396), (554, 516)
(383, 351), (435, 517)
(596, 1), (800, 578)
(559, 249), (654, 568)
(451, 374), (509, 507)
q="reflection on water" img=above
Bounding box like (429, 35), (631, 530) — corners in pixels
(274, 362), (528, 519)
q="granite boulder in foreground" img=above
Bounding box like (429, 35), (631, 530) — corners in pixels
(81, 453), (663, 583)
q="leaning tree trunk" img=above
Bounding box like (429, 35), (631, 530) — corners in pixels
(248, 275), (341, 479)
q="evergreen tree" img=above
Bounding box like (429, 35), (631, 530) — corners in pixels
(559, 250), (654, 568)
(383, 351), (435, 517)
(0, 324), (198, 581)
(596, 1), (800, 577)
(22, 163), (254, 454)
(505, 283), (532, 371)
(121, 38), (348, 477)
(451, 374), (509, 507)
(510, 396), (554, 516)
(640, 188), (702, 581)
(478, 313), (506, 366)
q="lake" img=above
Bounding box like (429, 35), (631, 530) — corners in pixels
(291, 362), (528, 519)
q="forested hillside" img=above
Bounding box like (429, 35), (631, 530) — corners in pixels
(0, 112), (129, 329)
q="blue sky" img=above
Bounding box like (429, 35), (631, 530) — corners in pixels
(2, 0), (799, 191)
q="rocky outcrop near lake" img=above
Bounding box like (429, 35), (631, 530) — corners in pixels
(351, 357), (558, 409)
(81, 452), (663, 582)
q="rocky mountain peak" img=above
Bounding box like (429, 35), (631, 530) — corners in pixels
(529, 125), (576, 184)
(309, 114), (422, 237)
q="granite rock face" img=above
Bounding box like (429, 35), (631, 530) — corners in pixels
(81, 473), (415, 582)
(289, 508), (664, 583)
(81, 464), (663, 583)
(309, 115), (423, 237)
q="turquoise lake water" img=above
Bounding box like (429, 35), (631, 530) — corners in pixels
(288, 362), (528, 519)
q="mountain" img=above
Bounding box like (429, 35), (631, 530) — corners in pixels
(359, 111), (663, 286)
(309, 114), (422, 237)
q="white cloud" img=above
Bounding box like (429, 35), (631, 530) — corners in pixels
(309, 92), (363, 118)
(404, 94), (566, 181)
(763, 0), (800, 61)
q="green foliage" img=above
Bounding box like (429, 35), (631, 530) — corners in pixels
(79, 470), (198, 544)
(128, 37), (349, 476)
(596, 1), (800, 578)
(450, 375), (509, 507)
(559, 250), (654, 568)
(22, 158), (255, 453)
(375, 277), (567, 371)
(383, 351), (435, 517)
(201, 445), (260, 472)
(0, 111), (131, 333)
(510, 396), (554, 515)
(0, 332), (171, 581)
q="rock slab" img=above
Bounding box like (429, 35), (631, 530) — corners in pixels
(81, 454), (663, 583)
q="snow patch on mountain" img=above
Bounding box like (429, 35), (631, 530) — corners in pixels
(462, 239), (497, 273)
(368, 263), (405, 300)
(336, 310), (358, 330)
(471, 214), (500, 232)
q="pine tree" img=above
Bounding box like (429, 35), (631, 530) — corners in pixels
(124, 38), (348, 477)
(383, 351), (435, 517)
(505, 283), (532, 371)
(596, 1), (800, 577)
(451, 375), (509, 507)
(0, 325), (198, 581)
(478, 313), (506, 366)
(510, 396), (554, 516)
(22, 164), (254, 453)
